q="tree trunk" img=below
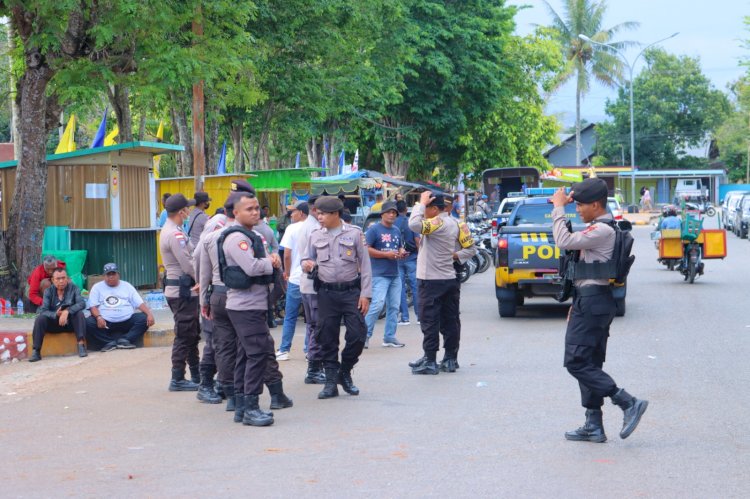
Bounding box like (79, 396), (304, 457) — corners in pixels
(306, 137), (317, 169)
(230, 121), (244, 172)
(205, 106), (219, 175)
(137, 113), (146, 141)
(6, 60), (54, 297)
(170, 106), (182, 174)
(107, 83), (133, 143)
(6, 23), (21, 160)
(575, 83), (581, 166)
(170, 91), (192, 176)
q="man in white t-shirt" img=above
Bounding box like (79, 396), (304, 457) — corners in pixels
(275, 201), (309, 360)
(86, 263), (155, 351)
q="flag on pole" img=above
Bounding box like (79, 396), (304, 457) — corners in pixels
(321, 148), (327, 177)
(55, 115), (77, 154)
(338, 150), (345, 175)
(153, 121), (164, 178)
(217, 141), (227, 174)
(91, 110), (107, 148)
(295, 151), (300, 169)
(104, 125), (119, 147)
(156, 120), (164, 142)
(352, 149), (359, 172)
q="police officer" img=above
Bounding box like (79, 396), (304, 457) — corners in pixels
(301, 196), (372, 399)
(551, 178), (648, 442)
(160, 193), (201, 391)
(407, 191), (476, 375)
(221, 193), (281, 427)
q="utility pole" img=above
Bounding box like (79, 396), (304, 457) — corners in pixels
(192, 3), (205, 192)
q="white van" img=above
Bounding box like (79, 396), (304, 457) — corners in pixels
(722, 191), (748, 230)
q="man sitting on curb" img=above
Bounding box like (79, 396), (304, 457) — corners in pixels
(86, 263), (155, 352)
(27, 255), (66, 312)
(29, 268), (87, 362)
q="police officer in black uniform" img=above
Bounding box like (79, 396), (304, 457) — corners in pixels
(551, 178), (648, 442)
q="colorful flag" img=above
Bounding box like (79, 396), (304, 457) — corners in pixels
(295, 151), (300, 169)
(338, 150), (345, 175)
(156, 120), (164, 142)
(321, 148), (327, 177)
(104, 125), (119, 146)
(217, 140), (227, 174)
(55, 115), (76, 154)
(352, 149), (359, 172)
(91, 110), (107, 148)
(153, 121), (164, 178)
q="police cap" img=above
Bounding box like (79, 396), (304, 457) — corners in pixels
(571, 178), (608, 204)
(315, 196), (344, 213)
(230, 179), (256, 195)
(165, 193), (196, 212)
(427, 193), (445, 209)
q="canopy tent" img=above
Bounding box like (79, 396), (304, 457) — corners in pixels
(310, 169), (436, 195)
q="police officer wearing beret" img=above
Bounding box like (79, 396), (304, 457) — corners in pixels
(160, 193), (201, 391)
(551, 178), (648, 443)
(301, 196), (372, 399)
(408, 191), (476, 375)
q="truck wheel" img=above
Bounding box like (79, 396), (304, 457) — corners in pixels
(498, 299), (517, 317)
(615, 298), (626, 317)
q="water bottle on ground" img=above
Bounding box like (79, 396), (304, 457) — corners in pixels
(17, 299), (24, 316)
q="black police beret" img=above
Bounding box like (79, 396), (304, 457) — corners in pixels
(230, 179), (256, 195)
(165, 193), (196, 212)
(427, 193), (445, 209)
(315, 196), (344, 213)
(571, 178), (608, 204)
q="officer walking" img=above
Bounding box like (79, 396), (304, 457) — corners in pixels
(301, 196), (372, 399)
(220, 193), (281, 427)
(160, 193), (201, 391)
(551, 178), (648, 442)
(408, 191), (476, 375)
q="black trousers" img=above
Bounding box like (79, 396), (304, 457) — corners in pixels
(167, 297), (201, 371)
(85, 312), (148, 350)
(302, 293), (322, 361)
(227, 309), (277, 396)
(32, 312), (86, 350)
(199, 315), (215, 368)
(317, 287), (366, 370)
(564, 289), (619, 409)
(417, 278), (461, 355)
(210, 292), (236, 386)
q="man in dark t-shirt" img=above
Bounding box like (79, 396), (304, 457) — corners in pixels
(364, 201), (406, 348)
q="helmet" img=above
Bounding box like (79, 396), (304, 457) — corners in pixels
(664, 206), (678, 217)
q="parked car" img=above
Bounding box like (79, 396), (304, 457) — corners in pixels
(607, 197), (623, 220)
(490, 193), (527, 248)
(733, 193), (750, 238)
(722, 191), (748, 231)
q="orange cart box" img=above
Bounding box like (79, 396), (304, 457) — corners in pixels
(697, 229), (727, 259)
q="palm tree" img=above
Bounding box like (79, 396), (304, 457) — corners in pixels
(543, 0), (639, 165)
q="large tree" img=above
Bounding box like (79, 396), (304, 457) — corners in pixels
(597, 49), (730, 169)
(543, 0), (638, 165)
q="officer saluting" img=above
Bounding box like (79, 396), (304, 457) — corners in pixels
(551, 178), (648, 443)
(160, 193), (201, 391)
(301, 196), (372, 399)
(220, 192), (280, 427)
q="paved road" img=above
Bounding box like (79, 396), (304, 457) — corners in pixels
(1, 222), (749, 497)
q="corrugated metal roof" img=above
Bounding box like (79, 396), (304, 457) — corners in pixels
(0, 141), (183, 169)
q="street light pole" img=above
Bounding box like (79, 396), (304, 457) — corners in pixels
(578, 32), (678, 208)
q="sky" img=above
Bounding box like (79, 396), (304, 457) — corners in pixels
(509, 0), (749, 128)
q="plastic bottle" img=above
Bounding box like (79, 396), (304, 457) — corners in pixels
(0, 298), (7, 316)
(16, 299), (24, 316)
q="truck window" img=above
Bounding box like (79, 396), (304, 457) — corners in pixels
(511, 203), (581, 226)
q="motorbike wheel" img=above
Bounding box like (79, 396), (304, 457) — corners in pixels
(477, 248), (493, 273)
(667, 260), (675, 271)
(688, 259), (697, 284)
(706, 207), (716, 217)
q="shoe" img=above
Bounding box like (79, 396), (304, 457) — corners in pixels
(398, 320), (411, 326)
(416, 320), (420, 325)
(304, 361), (327, 385)
(565, 409), (607, 443)
(197, 385), (222, 404)
(275, 350), (289, 361)
(364, 337), (369, 349)
(101, 341), (118, 353)
(169, 368), (199, 392)
(77, 343), (88, 358)
(337, 367), (360, 395)
(233, 394), (246, 423)
(116, 339), (136, 349)
(410, 356), (439, 375)
(611, 388), (649, 439)
(383, 338), (405, 348)
(242, 394), (274, 427)
(268, 381), (294, 409)
(439, 358), (459, 373)
(318, 368), (340, 399)
(224, 385), (236, 412)
(28, 349), (42, 362)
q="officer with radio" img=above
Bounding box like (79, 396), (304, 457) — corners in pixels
(552, 177), (647, 443)
(160, 193), (202, 392)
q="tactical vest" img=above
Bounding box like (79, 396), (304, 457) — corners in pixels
(560, 219), (633, 283)
(217, 226), (274, 289)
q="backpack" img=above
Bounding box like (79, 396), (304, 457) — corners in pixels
(560, 220), (635, 286)
(599, 220), (635, 285)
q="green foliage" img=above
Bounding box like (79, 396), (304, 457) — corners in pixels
(716, 78), (750, 182)
(597, 49), (730, 169)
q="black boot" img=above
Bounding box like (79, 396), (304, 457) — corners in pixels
(196, 365), (222, 404)
(304, 360), (326, 384)
(337, 367), (360, 395)
(411, 353), (439, 375)
(214, 381), (227, 400)
(611, 388), (649, 439)
(318, 367), (339, 399)
(225, 385), (236, 412)
(565, 409), (607, 443)
(189, 365), (201, 385)
(268, 381), (294, 409)
(29, 349), (42, 362)
(243, 394), (274, 426)
(233, 394), (246, 423)
(169, 368), (199, 392)
(439, 350), (460, 373)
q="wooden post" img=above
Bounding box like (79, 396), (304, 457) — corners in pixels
(192, 4), (205, 192)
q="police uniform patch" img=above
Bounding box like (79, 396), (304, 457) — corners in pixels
(582, 225), (598, 234)
(346, 250), (353, 256)
(421, 216), (444, 235)
(239, 240), (249, 251)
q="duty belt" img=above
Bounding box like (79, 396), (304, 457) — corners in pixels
(319, 278), (361, 292)
(164, 279), (181, 286)
(574, 285), (611, 297)
(211, 284), (227, 294)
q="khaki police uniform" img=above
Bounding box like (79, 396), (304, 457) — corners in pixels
(160, 217), (201, 374)
(408, 202), (476, 364)
(297, 215), (323, 364)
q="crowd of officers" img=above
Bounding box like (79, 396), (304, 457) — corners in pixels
(159, 181), (478, 428)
